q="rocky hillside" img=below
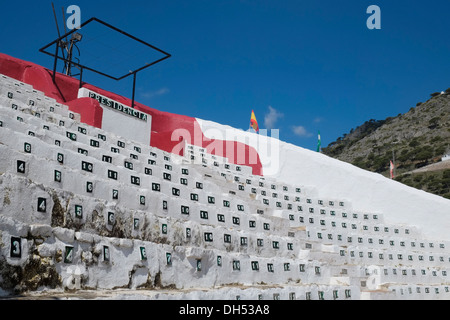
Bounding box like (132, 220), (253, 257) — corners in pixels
(322, 89), (450, 199)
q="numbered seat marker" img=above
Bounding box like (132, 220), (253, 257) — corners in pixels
(140, 247), (147, 261)
(103, 246), (110, 262)
(107, 212), (115, 225)
(64, 246), (74, 263)
(37, 197), (47, 213)
(75, 205), (83, 219)
(10, 237), (22, 258)
(17, 160), (26, 173)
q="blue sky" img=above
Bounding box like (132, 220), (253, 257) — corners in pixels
(1, 0), (449, 151)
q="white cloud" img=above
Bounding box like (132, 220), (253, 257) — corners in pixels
(140, 87), (169, 98)
(264, 106), (284, 129)
(313, 117), (324, 123)
(292, 125), (312, 137)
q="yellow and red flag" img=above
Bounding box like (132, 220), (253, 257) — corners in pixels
(250, 110), (259, 133)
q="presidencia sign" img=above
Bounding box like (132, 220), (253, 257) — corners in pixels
(78, 88), (152, 145)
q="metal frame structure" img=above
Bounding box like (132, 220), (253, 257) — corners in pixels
(39, 17), (171, 108)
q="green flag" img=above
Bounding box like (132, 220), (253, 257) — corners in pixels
(317, 131), (321, 152)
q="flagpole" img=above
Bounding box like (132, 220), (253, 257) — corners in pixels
(392, 150), (396, 179)
(317, 130), (321, 152)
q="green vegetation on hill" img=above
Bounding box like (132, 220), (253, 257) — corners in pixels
(322, 90), (450, 199)
(395, 169), (450, 199)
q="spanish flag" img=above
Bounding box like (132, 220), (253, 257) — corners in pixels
(250, 110), (259, 133)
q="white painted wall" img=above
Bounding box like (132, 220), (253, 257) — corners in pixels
(196, 118), (450, 241)
(78, 88), (152, 145)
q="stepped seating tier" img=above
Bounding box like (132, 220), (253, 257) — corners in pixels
(1, 69), (450, 300)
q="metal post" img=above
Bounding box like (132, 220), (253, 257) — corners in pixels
(52, 42), (59, 83)
(392, 150), (396, 179)
(66, 41), (74, 76)
(79, 67), (83, 88)
(131, 72), (137, 109)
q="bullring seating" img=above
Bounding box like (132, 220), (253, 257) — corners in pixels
(1, 72), (450, 299)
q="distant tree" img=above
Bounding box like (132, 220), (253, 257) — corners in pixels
(409, 139), (420, 148)
(372, 155), (389, 172)
(428, 117), (440, 129)
(430, 92), (441, 97)
(415, 147), (433, 162)
(443, 170), (450, 179)
(431, 136), (443, 143)
(352, 156), (367, 169)
(435, 145), (446, 156)
(398, 150), (411, 162)
(385, 117), (394, 124)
